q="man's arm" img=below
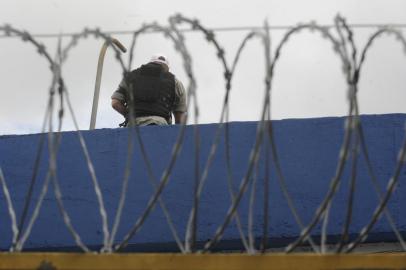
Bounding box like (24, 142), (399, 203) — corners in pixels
(174, 111), (186, 124)
(111, 98), (128, 117)
(173, 78), (187, 124)
(111, 77), (130, 117)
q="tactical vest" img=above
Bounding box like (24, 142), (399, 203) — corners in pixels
(126, 63), (176, 123)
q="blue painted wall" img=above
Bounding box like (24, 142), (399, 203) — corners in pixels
(0, 114), (405, 251)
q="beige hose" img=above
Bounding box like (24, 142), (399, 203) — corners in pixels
(90, 38), (126, 130)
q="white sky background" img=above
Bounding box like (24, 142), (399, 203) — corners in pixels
(0, 0), (405, 135)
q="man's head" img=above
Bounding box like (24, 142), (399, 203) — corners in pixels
(150, 54), (169, 72)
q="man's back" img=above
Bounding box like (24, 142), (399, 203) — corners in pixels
(111, 54), (187, 126)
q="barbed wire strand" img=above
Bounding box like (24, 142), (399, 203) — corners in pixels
(138, 21), (200, 253)
(172, 15), (234, 252)
(356, 119), (406, 250)
(336, 27), (406, 252)
(134, 127), (186, 252)
(59, 30), (136, 252)
(0, 167), (19, 248)
(248, 158), (259, 253)
(110, 21), (201, 252)
(13, 108), (49, 250)
(172, 23), (202, 252)
(26, 40), (93, 252)
(106, 127), (134, 252)
(63, 83), (111, 251)
(261, 29), (331, 256)
(112, 105), (192, 253)
(328, 16), (360, 253)
(346, 126), (406, 252)
(330, 17), (404, 253)
(189, 19), (332, 253)
(320, 204), (331, 253)
(15, 71), (60, 251)
(113, 109), (189, 252)
(344, 27), (406, 253)
(266, 121), (320, 252)
(201, 52), (280, 251)
(260, 21), (271, 253)
(226, 30), (264, 253)
(265, 20), (353, 253)
(0, 25), (58, 251)
(15, 169), (52, 251)
(47, 45), (91, 252)
(152, 19), (204, 253)
(200, 27), (276, 250)
(318, 18), (358, 253)
(1, 23), (406, 39)
(285, 96), (355, 252)
(108, 23), (193, 253)
(173, 15), (255, 252)
(261, 133), (270, 253)
(202, 117), (267, 252)
(274, 21), (354, 253)
(91, 37), (132, 253)
(248, 22), (272, 253)
(335, 131), (360, 253)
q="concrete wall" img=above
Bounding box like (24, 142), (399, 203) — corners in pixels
(0, 114), (405, 251)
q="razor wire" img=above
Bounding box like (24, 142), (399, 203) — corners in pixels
(285, 18), (406, 253)
(170, 15), (285, 253)
(108, 22), (197, 253)
(59, 29), (132, 251)
(0, 168), (18, 246)
(0, 25), (78, 252)
(169, 14), (250, 253)
(344, 26), (406, 253)
(0, 14), (406, 255)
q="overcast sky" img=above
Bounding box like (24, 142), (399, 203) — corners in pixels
(0, 0), (405, 135)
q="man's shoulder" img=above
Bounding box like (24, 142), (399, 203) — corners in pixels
(174, 77), (184, 86)
(130, 67), (142, 74)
